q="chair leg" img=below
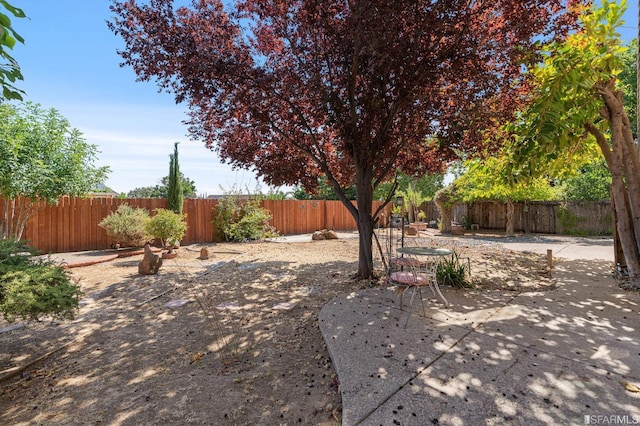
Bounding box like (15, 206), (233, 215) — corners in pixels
(428, 283), (437, 297)
(397, 284), (408, 311)
(431, 282), (449, 308)
(403, 286), (416, 328)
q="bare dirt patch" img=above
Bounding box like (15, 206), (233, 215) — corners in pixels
(0, 231), (555, 425)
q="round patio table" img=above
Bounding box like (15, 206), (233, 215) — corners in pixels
(396, 247), (452, 257)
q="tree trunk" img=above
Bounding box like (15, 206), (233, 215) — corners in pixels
(407, 201), (416, 223)
(437, 203), (452, 234)
(610, 173), (640, 283)
(352, 166), (375, 280)
(587, 84), (640, 288)
(595, 148), (640, 286)
(600, 84), (640, 253)
(434, 188), (453, 234)
(505, 200), (515, 237)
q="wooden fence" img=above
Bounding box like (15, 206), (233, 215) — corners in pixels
(4, 197), (388, 254)
(429, 200), (612, 235)
(5, 196), (610, 254)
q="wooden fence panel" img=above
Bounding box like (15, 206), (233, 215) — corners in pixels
(423, 200), (611, 235)
(325, 200), (354, 230)
(182, 198), (217, 245)
(68, 197), (76, 252)
(555, 201), (613, 235)
(528, 202), (555, 234)
(11, 197), (375, 253)
(182, 199), (195, 244)
(6, 196), (611, 254)
(261, 199), (288, 234)
(261, 199), (324, 235)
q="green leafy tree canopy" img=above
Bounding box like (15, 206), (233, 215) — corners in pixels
(559, 159), (612, 201)
(0, 1), (25, 101)
(127, 172), (197, 198)
(455, 158), (560, 203)
(0, 102), (110, 240)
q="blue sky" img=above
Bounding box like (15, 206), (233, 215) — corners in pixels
(10, 0), (262, 197)
(8, 1), (639, 197)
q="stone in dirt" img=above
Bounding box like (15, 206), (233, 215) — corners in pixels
(138, 243), (162, 275)
(199, 247), (209, 260)
(164, 299), (191, 308)
(161, 250), (178, 260)
(312, 229), (339, 240)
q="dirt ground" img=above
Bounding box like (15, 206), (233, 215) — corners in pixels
(0, 230), (558, 425)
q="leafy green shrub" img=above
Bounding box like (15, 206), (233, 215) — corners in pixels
(146, 208), (187, 248)
(436, 250), (472, 288)
(460, 215), (472, 230)
(557, 204), (591, 236)
(0, 239), (82, 323)
(213, 196), (277, 242)
(99, 204), (152, 247)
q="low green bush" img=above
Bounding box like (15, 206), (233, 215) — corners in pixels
(99, 204), (152, 247)
(0, 239), (82, 323)
(146, 208), (187, 248)
(213, 196), (278, 242)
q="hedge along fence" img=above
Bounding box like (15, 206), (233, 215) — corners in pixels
(2, 197), (389, 254)
(424, 200), (613, 235)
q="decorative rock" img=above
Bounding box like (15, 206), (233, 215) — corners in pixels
(312, 231), (326, 240)
(312, 229), (339, 240)
(161, 251), (178, 260)
(199, 247), (210, 260)
(138, 243), (162, 275)
(324, 230), (339, 239)
(272, 302), (297, 311)
(164, 299), (191, 308)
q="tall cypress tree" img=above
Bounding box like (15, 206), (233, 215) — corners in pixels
(167, 142), (183, 214)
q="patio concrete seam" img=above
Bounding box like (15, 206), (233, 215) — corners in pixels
(351, 287), (526, 425)
(355, 327), (476, 425)
(470, 290), (640, 382)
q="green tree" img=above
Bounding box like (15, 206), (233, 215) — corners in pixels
(262, 187), (294, 200)
(374, 172), (444, 224)
(167, 142), (183, 214)
(292, 186), (312, 200)
(559, 159), (612, 201)
(0, 102), (110, 240)
(292, 177), (356, 200)
(454, 157), (560, 235)
(111, 0), (574, 280)
(160, 172), (196, 198)
(514, 0), (640, 286)
(618, 38), (637, 138)
(374, 172), (444, 202)
(127, 186), (157, 198)
(0, 1), (25, 101)
(128, 173), (196, 199)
